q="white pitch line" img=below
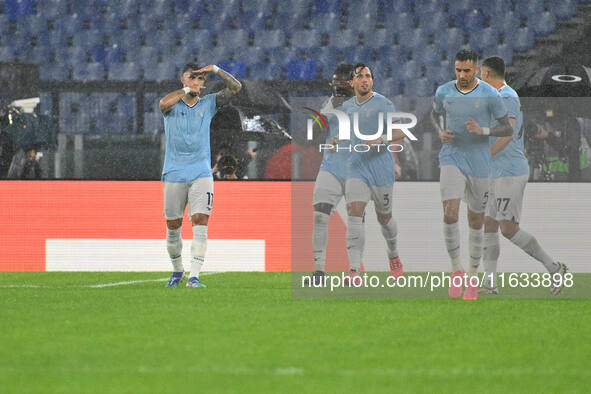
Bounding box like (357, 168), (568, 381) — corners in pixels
(0, 284), (44, 288)
(0, 272), (221, 289)
(83, 272), (221, 288)
(84, 278), (169, 288)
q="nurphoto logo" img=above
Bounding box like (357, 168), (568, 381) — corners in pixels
(305, 108), (418, 153)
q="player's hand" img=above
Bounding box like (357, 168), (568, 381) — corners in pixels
(182, 85), (197, 94)
(465, 117), (483, 135)
(366, 136), (385, 146)
(328, 137), (339, 152)
(196, 65), (216, 75)
(440, 129), (455, 144)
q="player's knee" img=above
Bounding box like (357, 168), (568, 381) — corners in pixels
(314, 203), (333, 216)
(484, 216), (498, 232)
(191, 214), (209, 226)
(377, 212), (392, 225)
(347, 203), (364, 217)
(167, 219), (182, 229)
(467, 210), (484, 229)
(443, 209), (459, 224)
(499, 221), (518, 239)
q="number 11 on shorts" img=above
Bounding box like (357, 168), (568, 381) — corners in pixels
(206, 192), (213, 209)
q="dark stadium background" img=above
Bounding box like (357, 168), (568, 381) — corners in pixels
(1, 0), (590, 180)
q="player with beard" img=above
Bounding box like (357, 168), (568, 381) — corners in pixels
(340, 63), (408, 284)
(305, 64), (355, 285)
(430, 50), (512, 299)
(159, 63), (241, 288)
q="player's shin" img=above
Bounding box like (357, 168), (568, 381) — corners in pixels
(346, 216), (365, 272)
(313, 211), (330, 271)
(190, 225), (208, 278)
(166, 227), (184, 272)
(467, 227), (483, 275)
(509, 229), (558, 273)
(443, 222), (462, 272)
(483, 232), (500, 287)
(380, 217), (398, 259)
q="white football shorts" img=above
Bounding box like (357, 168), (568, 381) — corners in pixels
(486, 174), (528, 223)
(163, 177), (214, 220)
(345, 177), (394, 215)
(440, 165), (489, 213)
(312, 170), (346, 210)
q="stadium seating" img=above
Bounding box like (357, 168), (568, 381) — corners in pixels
(73, 62), (105, 81)
(108, 62), (138, 80)
(287, 59), (318, 79)
(513, 27), (535, 52)
(254, 30), (285, 49)
(3, 0), (586, 135)
(533, 11), (558, 36)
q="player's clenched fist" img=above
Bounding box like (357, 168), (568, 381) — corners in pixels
(440, 129), (455, 144)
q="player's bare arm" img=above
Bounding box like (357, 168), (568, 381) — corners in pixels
(431, 109), (454, 144)
(194, 65), (242, 107)
(490, 117), (516, 156)
(465, 114), (512, 137)
(159, 88), (192, 114)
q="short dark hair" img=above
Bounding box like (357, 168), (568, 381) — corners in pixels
(454, 49), (480, 64)
(182, 63), (201, 74)
(333, 63), (354, 80)
(481, 56), (505, 78)
(352, 62), (373, 79)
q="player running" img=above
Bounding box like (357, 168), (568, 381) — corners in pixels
(159, 63), (241, 288)
(341, 63), (408, 284)
(476, 56), (568, 296)
(430, 50), (513, 299)
(306, 64), (355, 285)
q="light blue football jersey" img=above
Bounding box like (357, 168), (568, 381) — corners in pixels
(433, 80), (507, 178)
(319, 96), (349, 181)
(161, 93), (218, 182)
(341, 92), (396, 186)
(489, 85), (529, 178)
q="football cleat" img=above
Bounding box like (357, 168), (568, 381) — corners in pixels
(389, 256), (403, 279)
(478, 283), (499, 295)
(166, 272), (185, 288)
(343, 270), (362, 287)
(303, 270), (325, 287)
(463, 275), (479, 300)
(550, 262), (568, 296)
(478, 273), (499, 294)
(449, 269), (465, 299)
(186, 276), (207, 288)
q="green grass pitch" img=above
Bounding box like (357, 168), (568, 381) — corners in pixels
(1, 272), (590, 393)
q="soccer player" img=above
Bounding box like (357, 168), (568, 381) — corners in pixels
(308, 64), (355, 285)
(430, 50), (513, 299)
(159, 63), (241, 288)
(341, 63), (407, 284)
(477, 56), (568, 295)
